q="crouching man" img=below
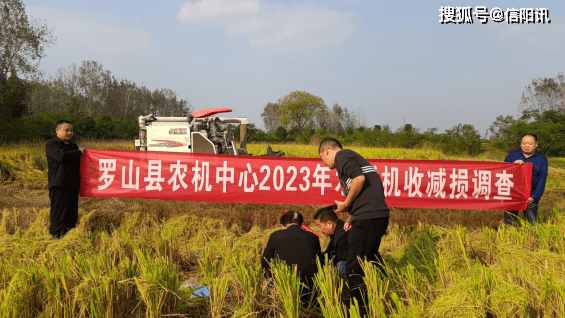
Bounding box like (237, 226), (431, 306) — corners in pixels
(314, 206), (349, 279)
(261, 211), (321, 306)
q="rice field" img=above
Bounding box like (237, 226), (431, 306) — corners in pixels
(1, 141), (564, 317)
(247, 143), (446, 160)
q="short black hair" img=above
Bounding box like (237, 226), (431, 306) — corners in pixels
(280, 211), (303, 227)
(56, 120), (72, 129)
(521, 134), (538, 143)
(313, 205), (339, 224)
(318, 137), (343, 154)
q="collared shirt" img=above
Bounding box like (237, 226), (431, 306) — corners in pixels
(323, 219), (348, 265)
(504, 149), (548, 202)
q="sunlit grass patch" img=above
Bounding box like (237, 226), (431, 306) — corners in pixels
(546, 167), (565, 190)
(548, 157), (565, 168)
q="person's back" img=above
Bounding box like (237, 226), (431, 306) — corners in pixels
(261, 224), (321, 280)
(261, 211), (321, 305)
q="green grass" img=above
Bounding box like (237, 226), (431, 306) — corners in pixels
(548, 157), (565, 168)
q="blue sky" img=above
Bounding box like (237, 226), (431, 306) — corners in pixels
(25, 0), (565, 135)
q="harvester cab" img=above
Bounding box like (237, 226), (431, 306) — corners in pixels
(134, 108), (250, 155)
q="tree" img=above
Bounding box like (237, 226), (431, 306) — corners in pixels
(0, 73), (28, 120)
(0, 0), (56, 80)
(274, 126), (287, 142)
(518, 74), (565, 115)
(26, 60), (192, 119)
(445, 124), (481, 140)
(488, 115), (518, 141)
(261, 102), (280, 134)
(324, 103), (343, 131)
(531, 111), (565, 156)
(94, 114), (115, 139)
(424, 127), (438, 135)
(445, 124), (482, 155)
(277, 91), (326, 139)
(320, 103), (361, 132)
(78, 60), (111, 116)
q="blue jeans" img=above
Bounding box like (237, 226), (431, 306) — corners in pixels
(336, 261), (347, 279)
(504, 202), (539, 226)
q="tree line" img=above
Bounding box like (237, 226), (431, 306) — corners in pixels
(28, 61), (191, 119)
(250, 78), (565, 156)
(0, 1), (192, 142)
(0, 60), (192, 143)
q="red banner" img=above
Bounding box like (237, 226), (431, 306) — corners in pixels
(80, 150), (532, 211)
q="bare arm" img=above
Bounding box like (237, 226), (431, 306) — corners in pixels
(334, 175), (365, 213)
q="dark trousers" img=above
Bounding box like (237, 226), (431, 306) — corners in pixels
(49, 187), (79, 237)
(505, 202), (539, 226)
(346, 217), (389, 315)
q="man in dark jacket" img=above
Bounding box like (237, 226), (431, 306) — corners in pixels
(45, 120), (83, 238)
(261, 211), (321, 305)
(314, 206), (348, 279)
(319, 137), (390, 316)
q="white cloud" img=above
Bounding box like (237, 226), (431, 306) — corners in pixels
(27, 6), (151, 55)
(177, 0), (357, 52)
(177, 0), (260, 22)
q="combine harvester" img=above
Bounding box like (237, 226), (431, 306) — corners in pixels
(134, 108), (284, 157)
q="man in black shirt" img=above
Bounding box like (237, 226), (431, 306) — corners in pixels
(318, 137), (390, 316)
(45, 120), (83, 238)
(261, 211), (321, 306)
(314, 206), (348, 279)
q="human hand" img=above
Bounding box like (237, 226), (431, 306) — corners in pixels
(79, 148), (85, 154)
(513, 160), (524, 165)
(527, 197), (535, 204)
(344, 222), (351, 232)
(334, 200), (347, 213)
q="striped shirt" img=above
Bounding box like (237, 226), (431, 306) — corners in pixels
(335, 149), (389, 219)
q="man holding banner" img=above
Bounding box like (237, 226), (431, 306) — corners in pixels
(318, 138), (389, 316)
(504, 134), (548, 226)
(46, 120), (84, 238)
